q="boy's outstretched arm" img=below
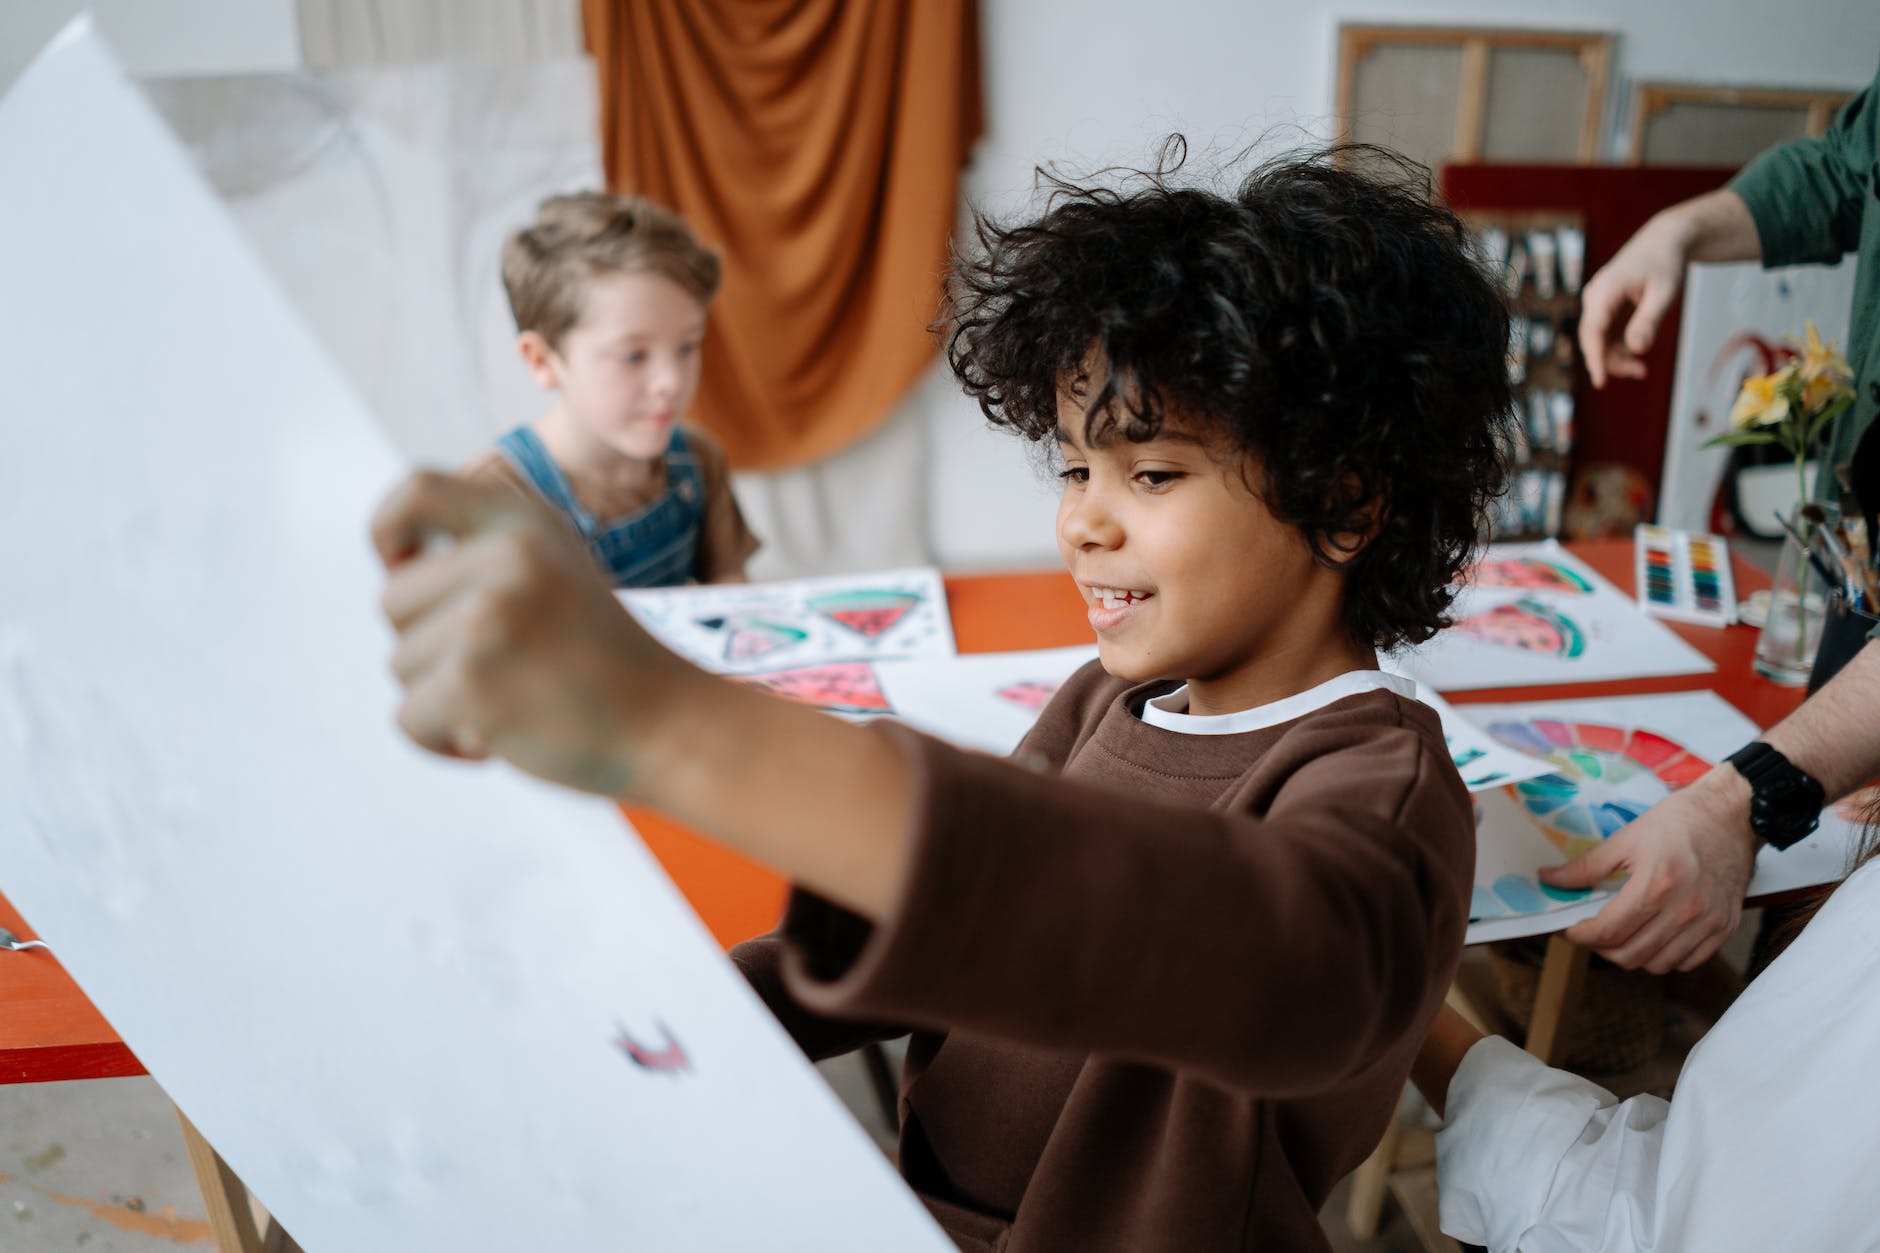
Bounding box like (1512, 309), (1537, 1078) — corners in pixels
(371, 470), (912, 921)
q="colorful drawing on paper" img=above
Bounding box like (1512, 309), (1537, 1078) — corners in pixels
(805, 589), (923, 640)
(1470, 875), (1593, 921)
(734, 661), (892, 716)
(1470, 556), (1594, 595)
(1453, 597), (1586, 659)
(1487, 718), (1713, 860)
(696, 614), (809, 663)
(615, 1021), (691, 1075)
(996, 680), (1059, 712)
(1448, 742), (1509, 789)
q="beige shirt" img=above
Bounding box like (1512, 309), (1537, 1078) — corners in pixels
(461, 424), (759, 583)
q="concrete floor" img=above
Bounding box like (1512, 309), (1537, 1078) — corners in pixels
(0, 1043), (1435, 1252)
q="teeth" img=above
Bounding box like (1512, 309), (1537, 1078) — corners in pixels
(1092, 587), (1146, 609)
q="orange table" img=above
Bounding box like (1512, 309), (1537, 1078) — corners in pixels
(0, 542), (1796, 1082)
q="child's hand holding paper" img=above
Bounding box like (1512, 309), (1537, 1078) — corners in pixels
(372, 469), (693, 799)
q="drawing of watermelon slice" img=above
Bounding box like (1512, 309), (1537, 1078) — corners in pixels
(695, 614), (810, 662)
(997, 680), (1058, 712)
(1454, 597), (1586, 658)
(733, 661), (892, 715)
(1470, 557), (1593, 594)
(806, 588), (922, 639)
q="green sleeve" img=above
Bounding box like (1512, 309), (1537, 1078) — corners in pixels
(1729, 79), (1876, 268)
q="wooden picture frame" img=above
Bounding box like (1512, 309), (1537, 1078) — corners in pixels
(1336, 25), (1613, 168)
(1628, 82), (1854, 166)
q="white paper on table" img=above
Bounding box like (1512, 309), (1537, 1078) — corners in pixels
(1388, 541), (1716, 692)
(0, 22), (950, 1253)
(873, 646), (1099, 755)
(620, 568), (955, 719)
(1395, 680), (1556, 793)
(1453, 691), (1864, 944)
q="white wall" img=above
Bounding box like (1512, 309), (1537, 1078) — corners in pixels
(927, 0), (1880, 569)
(6, 0), (1875, 572)
(0, 1), (299, 87)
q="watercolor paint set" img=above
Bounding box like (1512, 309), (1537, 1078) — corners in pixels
(1634, 524), (1737, 627)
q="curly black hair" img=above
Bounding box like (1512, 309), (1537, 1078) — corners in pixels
(944, 139), (1516, 650)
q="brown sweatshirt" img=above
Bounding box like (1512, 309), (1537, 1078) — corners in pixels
(732, 663), (1474, 1251)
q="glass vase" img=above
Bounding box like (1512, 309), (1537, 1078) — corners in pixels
(1752, 507), (1836, 685)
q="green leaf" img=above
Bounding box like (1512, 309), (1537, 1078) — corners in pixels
(1703, 431), (1779, 449)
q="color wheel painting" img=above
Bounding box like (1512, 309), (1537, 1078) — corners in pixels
(1460, 692), (1858, 943)
(1471, 717), (1713, 924)
(806, 589), (922, 640)
(1453, 597), (1587, 659)
(1470, 556), (1594, 595)
(734, 661), (892, 717)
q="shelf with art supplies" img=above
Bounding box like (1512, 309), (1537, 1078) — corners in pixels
(1703, 321), (1871, 685)
(1463, 210), (1586, 541)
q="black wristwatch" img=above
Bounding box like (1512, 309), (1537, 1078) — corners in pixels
(1726, 742), (1825, 850)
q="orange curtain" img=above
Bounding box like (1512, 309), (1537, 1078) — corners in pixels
(582, 0), (982, 471)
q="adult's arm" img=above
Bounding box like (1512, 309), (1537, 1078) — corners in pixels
(1577, 80), (1874, 389)
(1727, 82), (1876, 270)
(1576, 190), (1762, 387)
(1540, 638), (1880, 971)
(1435, 1034), (1672, 1252)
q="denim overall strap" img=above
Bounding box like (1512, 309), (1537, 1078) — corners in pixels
(494, 426), (596, 534)
(587, 428), (706, 588)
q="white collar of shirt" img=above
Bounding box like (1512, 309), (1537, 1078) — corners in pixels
(1136, 669), (1415, 736)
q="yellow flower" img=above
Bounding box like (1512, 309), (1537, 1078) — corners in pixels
(1731, 369), (1791, 430)
(1794, 320), (1853, 384)
(1792, 321), (1854, 413)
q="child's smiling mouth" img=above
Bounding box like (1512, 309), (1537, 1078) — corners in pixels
(1081, 584), (1154, 632)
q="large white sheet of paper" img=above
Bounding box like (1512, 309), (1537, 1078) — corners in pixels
(1388, 541), (1715, 692)
(0, 23), (950, 1252)
(1396, 680), (1557, 794)
(1456, 691), (1864, 944)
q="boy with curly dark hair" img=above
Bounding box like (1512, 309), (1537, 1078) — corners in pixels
(374, 143), (1516, 1251)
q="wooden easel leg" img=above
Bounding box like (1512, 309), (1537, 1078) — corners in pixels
(1525, 934), (1590, 1066)
(860, 1040), (901, 1134)
(175, 1107), (265, 1253)
(260, 1214), (305, 1253)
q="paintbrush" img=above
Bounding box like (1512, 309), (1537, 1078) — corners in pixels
(1778, 509), (1851, 596)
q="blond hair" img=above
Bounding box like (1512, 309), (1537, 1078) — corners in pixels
(501, 192), (721, 349)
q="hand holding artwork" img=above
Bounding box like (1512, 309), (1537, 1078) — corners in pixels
(1537, 765), (1757, 973)
(371, 469), (914, 921)
(372, 470), (692, 801)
